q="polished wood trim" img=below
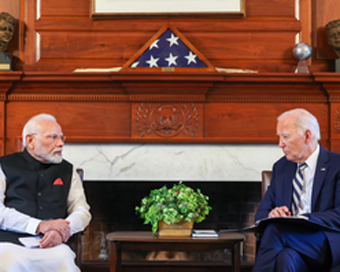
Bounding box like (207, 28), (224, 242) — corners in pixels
(34, 17), (301, 32)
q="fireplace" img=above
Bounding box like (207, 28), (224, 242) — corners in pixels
(62, 143), (276, 270)
(80, 180), (262, 270)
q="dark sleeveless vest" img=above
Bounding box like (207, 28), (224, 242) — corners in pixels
(0, 149), (73, 244)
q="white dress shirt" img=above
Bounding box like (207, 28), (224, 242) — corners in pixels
(297, 144), (320, 215)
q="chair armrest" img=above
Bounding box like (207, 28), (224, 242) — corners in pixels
(67, 232), (83, 267)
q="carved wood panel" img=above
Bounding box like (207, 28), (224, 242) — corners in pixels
(132, 103), (203, 139)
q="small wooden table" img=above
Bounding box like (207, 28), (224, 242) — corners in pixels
(106, 231), (245, 272)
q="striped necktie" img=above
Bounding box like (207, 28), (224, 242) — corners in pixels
(291, 162), (307, 216)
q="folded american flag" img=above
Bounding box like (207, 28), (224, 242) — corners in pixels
(130, 28), (207, 68)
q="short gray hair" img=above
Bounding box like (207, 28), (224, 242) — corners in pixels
(22, 113), (57, 147)
(277, 108), (321, 142)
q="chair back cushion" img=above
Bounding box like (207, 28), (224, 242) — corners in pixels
(261, 171), (272, 197)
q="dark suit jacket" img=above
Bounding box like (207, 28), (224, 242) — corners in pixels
(255, 146), (340, 271)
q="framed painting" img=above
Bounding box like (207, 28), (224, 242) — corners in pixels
(91, 0), (245, 19)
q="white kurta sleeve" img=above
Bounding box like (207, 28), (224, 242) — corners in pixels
(65, 169), (91, 235)
(0, 164), (42, 235)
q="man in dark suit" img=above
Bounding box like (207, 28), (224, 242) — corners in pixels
(253, 108), (340, 272)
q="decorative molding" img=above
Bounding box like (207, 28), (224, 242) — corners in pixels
(0, 72), (23, 98)
(334, 109), (340, 132)
(7, 94), (129, 101)
(129, 95), (205, 102)
(134, 103), (200, 138)
(329, 96), (340, 102)
(7, 94), (208, 102)
(6, 93), (328, 104)
(207, 95), (328, 102)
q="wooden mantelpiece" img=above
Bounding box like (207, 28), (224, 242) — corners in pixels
(314, 73), (340, 152)
(0, 72), (23, 156)
(0, 71), (339, 155)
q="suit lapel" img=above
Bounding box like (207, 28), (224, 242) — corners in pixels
(284, 161), (297, 207)
(311, 146), (329, 211)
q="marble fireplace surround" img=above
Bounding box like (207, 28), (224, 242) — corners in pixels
(63, 144), (283, 181)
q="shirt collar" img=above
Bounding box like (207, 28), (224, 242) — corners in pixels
(301, 144), (320, 171)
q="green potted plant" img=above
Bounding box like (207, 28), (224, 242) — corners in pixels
(135, 181), (212, 235)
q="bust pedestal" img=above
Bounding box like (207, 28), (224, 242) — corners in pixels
(335, 59), (340, 73)
(0, 53), (12, 71)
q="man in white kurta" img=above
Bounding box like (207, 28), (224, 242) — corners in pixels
(0, 113), (91, 272)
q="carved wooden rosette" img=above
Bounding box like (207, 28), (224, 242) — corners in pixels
(132, 103), (202, 139)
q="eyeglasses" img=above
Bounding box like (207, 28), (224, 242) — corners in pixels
(31, 133), (66, 143)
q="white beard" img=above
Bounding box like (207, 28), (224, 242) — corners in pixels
(48, 153), (63, 164)
(44, 149), (63, 164)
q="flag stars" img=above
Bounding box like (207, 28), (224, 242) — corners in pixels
(149, 39), (159, 50)
(146, 55), (159, 67)
(166, 33), (179, 47)
(165, 53), (178, 66)
(185, 51), (197, 65)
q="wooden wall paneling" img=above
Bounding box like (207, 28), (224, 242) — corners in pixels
(299, 0), (313, 70)
(0, 0), (21, 21)
(203, 102), (329, 145)
(183, 32), (298, 60)
(40, 0), (90, 17)
(5, 101), (132, 154)
(0, 71), (22, 154)
(38, 31), (150, 61)
(35, 31), (296, 60)
(244, 0), (295, 17)
(38, 0), (296, 18)
(34, 17), (301, 32)
(0, 71), (22, 156)
(20, 0), (335, 72)
(43, 0), (296, 18)
(34, 25), (300, 72)
(314, 0), (340, 60)
(24, 0), (37, 65)
(313, 72), (340, 152)
(299, 0), (312, 45)
(22, 0), (304, 73)
(0, 72), (22, 94)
